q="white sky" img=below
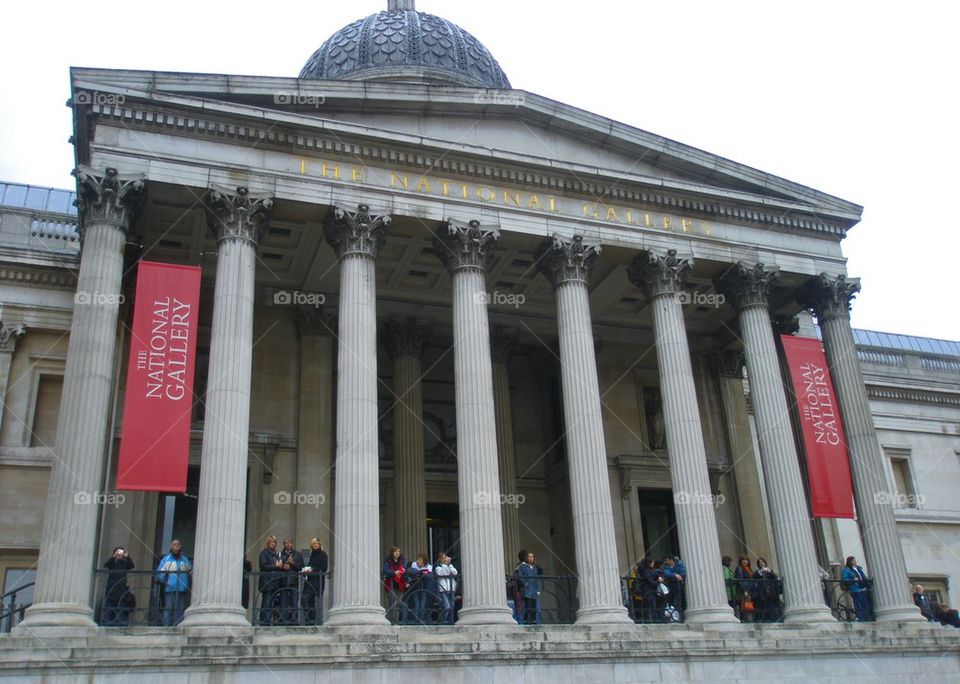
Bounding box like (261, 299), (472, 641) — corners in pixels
(1, 0), (957, 340)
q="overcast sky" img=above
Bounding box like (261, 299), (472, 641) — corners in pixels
(1, 1), (957, 340)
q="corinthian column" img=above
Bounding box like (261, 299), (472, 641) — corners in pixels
(491, 327), (521, 574)
(627, 249), (737, 625)
(718, 262), (834, 623)
(181, 186), (272, 631)
(433, 218), (513, 625)
(538, 235), (631, 625)
(797, 274), (922, 623)
(17, 167), (144, 633)
(324, 204), (391, 626)
(385, 319), (429, 560)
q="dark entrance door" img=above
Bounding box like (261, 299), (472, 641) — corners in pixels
(154, 466), (200, 562)
(638, 488), (680, 561)
(426, 503), (460, 568)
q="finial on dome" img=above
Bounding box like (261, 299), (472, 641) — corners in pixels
(388, 0), (415, 9)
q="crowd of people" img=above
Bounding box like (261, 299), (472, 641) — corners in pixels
(97, 540), (960, 629)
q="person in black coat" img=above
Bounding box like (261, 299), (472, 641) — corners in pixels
(241, 557), (252, 611)
(101, 546), (135, 626)
(632, 557), (665, 623)
(278, 537), (304, 624)
(752, 558), (782, 622)
(303, 537), (328, 624)
(258, 536), (283, 625)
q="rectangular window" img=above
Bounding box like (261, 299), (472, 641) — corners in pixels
(30, 375), (63, 447)
(890, 457), (917, 508)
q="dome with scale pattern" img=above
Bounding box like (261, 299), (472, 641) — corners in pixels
(299, 6), (511, 89)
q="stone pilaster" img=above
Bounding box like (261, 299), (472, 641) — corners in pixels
(712, 350), (777, 568)
(433, 218), (513, 624)
(627, 249), (738, 625)
(324, 204), (391, 626)
(181, 186), (273, 631)
(18, 167), (144, 633)
(385, 319), (429, 560)
(294, 307), (335, 552)
(491, 326), (521, 574)
(537, 235), (631, 625)
(797, 273), (922, 623)
(719, 262), (834, 623)
(0, 323), (26, 434)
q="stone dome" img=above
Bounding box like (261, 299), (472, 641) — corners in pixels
(299, 7), (511, 89)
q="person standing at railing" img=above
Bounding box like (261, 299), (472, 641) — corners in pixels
(517, 551), (541, 625)
(662, 557), (685, 619)
(734, 556), (756, 622)
(278, 538), (303, 625)
(383, 546), (408, 623)
(841, 556), (873, 622)
(406, 553), (435, 625)
(752, 557), (782, 622)
(302, 538), (328, 625)
(258, 536), (284, 625)
(434, 551), (458, 624)
(721, 556), (738, 615)
(913, 584), (937, 622)
(101, 546), (135, 626)
(155, 539), (191, 626)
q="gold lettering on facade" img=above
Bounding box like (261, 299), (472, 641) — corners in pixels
(605, 206), (620, 222)
(415, 176), (432, 193)
(390, 172), (409, 190)
(528, 194), (542, 210)
(662, 216), (672, 230)
(477, 186), (496, 202)
(321, 162), (340, 179)
(351, 167), (364, 183)
(503, 191), (521, 207)
(681, 218), (693, 233)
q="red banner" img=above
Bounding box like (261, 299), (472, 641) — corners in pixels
(781, 335), (855, 518)
(116, 262), (201, 492)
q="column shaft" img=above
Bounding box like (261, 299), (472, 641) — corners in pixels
(820, 314), (921, 622)
(554, 280), (631, 624)
(392, 352), (427, 557)
(449, 268), (513, 623)
(737, 303), (834, 622)
(18, 167), (143, 633)
(492, 359), (521, 573)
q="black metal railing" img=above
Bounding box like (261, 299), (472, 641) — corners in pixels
(506, 574), (578, 625)
(728, 576), (784, 623)
(621, 575), (686, 623)
(823, 578), (874, 622)
(250, 571), (328, 626)
(93, 569), (190, 626)
(1, 581), (33, 633)
(384, 573), (457, 625)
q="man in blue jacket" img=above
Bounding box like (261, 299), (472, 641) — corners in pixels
(155, 539), (192, 626)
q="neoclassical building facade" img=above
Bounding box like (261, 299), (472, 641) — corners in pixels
(1, 1), (959, 680)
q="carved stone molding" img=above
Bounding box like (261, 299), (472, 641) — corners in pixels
(796, 273), (861, 322)
(0, 323), (25, 353)
(205, 186), (274, 245)
(535, 234), (601, 288)
(433, 218), (500, 273)
(294, 307), (336, 338)
(717, 261), (779, 311)
(490, 326), (519, 364)
(73, 166), (146, 237)
(627, 248), (693, 299)
(713, 350), (745, 378)
(324, 203), (391, 259)
(384, 319), (430, 360)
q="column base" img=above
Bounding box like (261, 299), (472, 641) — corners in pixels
(325, 605), (389, 627)
(575, 605), (634, 626)
(782, 604), (841, 625)
(456, 605), (516, 626)
(14, 602), (97, 636)
(874, 604), (926, 623)
(683, 604), (741, 628)
(179, 604), (252, 634)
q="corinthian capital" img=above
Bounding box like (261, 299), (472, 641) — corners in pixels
(0, 323), (25, 353)
(712, 350), (745, 378)
(433, 218), (500, 273)
(294, 306), (336, 337)
(73, 166), (146, 236)
(536, 234), (601, 288)
(718, 261), (780, 311)
(796, 273), (861, 322)
(324, 203), (391, 259)
(206, 186), (274, 245)
(627, 248), (693, 299)
(384, 319), (430, 360)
